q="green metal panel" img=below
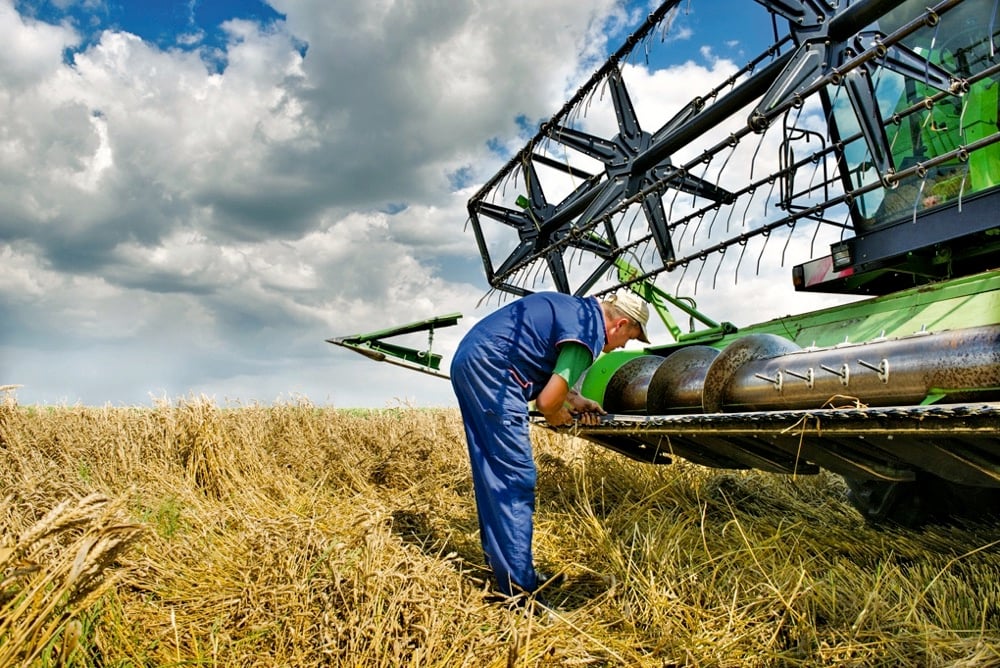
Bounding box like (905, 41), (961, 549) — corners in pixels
(678, 269), (1000, 351)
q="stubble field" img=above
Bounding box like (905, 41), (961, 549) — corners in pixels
(1, 391), (999, 667)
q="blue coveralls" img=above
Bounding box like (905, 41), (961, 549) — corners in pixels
(450, 292), (605, 596)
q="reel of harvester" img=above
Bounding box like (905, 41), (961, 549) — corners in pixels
(465, 0), (1000, 526)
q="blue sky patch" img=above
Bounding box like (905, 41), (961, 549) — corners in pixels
(16, 0), (285, 71)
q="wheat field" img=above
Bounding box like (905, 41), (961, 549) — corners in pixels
(1, 389), (999, 667)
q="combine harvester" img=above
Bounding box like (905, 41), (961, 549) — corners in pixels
(331, 0), (1000, 527)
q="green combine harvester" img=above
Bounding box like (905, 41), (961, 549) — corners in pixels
(332, 0), (1000, 527)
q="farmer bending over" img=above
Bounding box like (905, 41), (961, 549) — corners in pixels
(450, 291), (650, 598)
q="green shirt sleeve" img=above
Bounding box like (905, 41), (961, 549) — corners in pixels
(553, 342), (594, 389)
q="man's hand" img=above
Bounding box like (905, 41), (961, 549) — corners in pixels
(540, 405), (575, 427)
(564, 390), (605, 425)
(536, 376), (606, 426)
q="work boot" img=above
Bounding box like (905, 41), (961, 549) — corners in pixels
(533, 569), (566, 589)
(531, 570), (566, 610)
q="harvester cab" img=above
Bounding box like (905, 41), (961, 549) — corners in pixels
(330, 0), (1000, 527)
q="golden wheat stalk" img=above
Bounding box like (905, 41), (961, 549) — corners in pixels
(0, 493), (142, 665)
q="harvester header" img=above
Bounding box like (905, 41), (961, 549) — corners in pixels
(332, 0), (1000, 526)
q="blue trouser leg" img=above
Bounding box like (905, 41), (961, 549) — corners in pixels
(452, 364), (538, 596)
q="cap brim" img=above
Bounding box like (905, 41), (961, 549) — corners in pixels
(638, 325), (650, 344)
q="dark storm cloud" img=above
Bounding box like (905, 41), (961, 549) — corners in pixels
(198, 186), (326, 240)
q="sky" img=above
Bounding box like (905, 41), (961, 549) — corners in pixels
(1, 0), (848, 408)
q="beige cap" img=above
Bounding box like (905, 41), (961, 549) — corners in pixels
(603, 291), (650, 343)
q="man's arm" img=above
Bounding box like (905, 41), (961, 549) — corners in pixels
(535, 373), (573, 425)
(535, 343), (605, 426)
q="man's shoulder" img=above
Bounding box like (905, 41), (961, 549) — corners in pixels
(524, 291), (591, 306)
